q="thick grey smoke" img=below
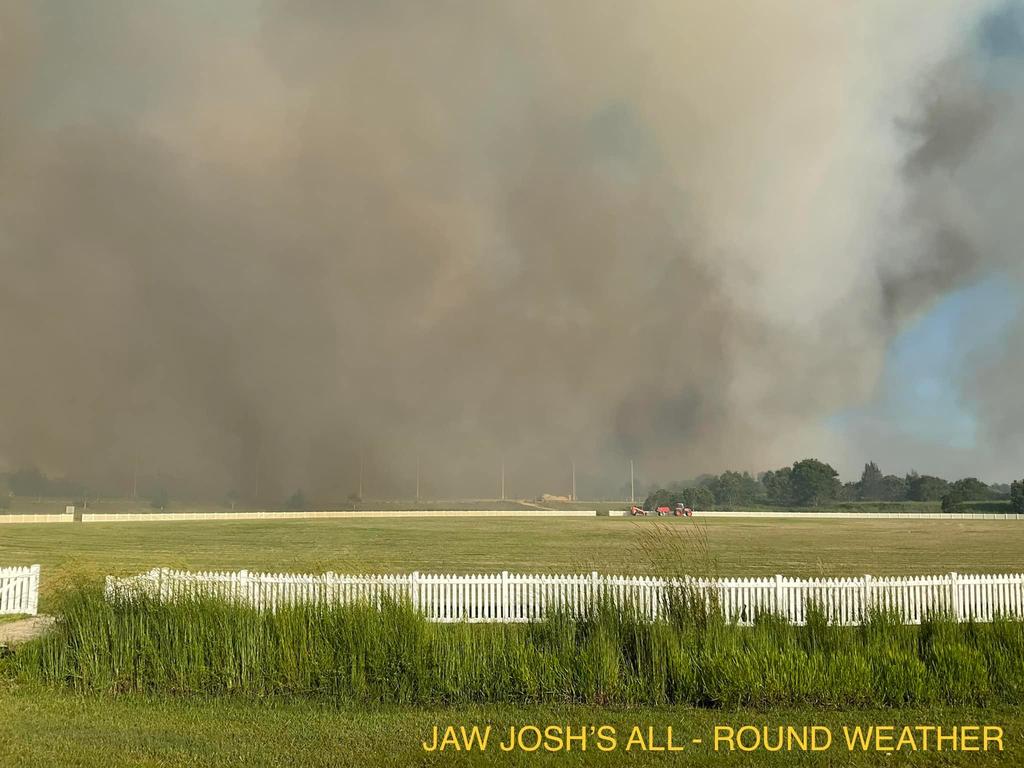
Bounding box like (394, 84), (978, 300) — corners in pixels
(0, 1), (1015, 500)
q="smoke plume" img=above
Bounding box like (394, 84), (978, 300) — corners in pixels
(0, 1), (1018, 500)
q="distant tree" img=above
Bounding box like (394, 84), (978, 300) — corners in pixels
(286, 489), (308, 511)
(877, 474), (909, 502)
(761, 468), (794, 506)
(9, 467), (49, 497)
(790, 459), (840, 506)
(838, 481), (860, 501)
(75, 487), (92, 509)
(858, 462), (884, 500)
(149, 488), (170, 510)
(989, 483), (1011, 497)
(940, 477), (993, 512)
(948, 477), (995, 501)
(1011, 480), (1024, 514)
(49, 476), (85, 497)
(680, 486), (715, 510)
(693, 474), (718, 489)
(706, 471), (762, 506)
(941, 490), (965, 513)
(907, 474), (949, 502)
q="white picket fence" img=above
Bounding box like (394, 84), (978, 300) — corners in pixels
(0, 565), (40, 616)
(106, 568), (1024, 626)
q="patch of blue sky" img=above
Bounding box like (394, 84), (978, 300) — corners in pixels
(830, 275), (1019, 449)
(976, 1), (1024, 90)
(980, 2), (1024, 58)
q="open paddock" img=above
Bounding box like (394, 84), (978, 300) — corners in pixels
(5, 516), (1024, 596)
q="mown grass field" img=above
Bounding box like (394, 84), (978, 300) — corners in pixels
(4, 516), (1024, 601)
(2, 685), (1021, 767)
(5, 512), (1023, 767)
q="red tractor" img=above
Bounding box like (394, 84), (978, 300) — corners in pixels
(656, 505), (672, 516)
(674, 502), (694, 517)
(630, 505), (648, 516)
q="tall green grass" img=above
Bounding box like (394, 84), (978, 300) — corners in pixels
(5, 584), (1023, 708)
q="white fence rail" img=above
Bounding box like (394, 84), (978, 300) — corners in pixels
(609, 510), (1024, 520)
(0, 511), (75, 525)
(83, 509), (596, 523)
(0, 565), (40, 615)
(106, 569), (1024, 626)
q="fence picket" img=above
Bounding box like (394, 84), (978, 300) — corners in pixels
(100, 569), (1024, 626)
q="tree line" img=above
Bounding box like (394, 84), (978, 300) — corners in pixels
(2, 467), (86, 499)
(0, 464), (319, 513)
(645, 460), (1024, 514)
(3, 461), (1022, 515)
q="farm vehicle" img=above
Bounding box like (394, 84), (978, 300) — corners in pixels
(630, 503), (693, 517)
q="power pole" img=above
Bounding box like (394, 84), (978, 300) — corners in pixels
(630, 459), (635, 505)
(253, 456), (260, 503)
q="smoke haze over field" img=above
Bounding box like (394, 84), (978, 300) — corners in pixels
(1, 1), (1022, 500)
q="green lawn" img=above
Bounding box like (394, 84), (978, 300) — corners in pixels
(5, 515), (1023, 767)
(3, 516), (1024, 604)
(1, 684), (1020, 767)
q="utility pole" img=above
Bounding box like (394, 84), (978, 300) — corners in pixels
(571, 461), (576, 502)
(253, 449), (260, 503)
(630, 459), (635, 505)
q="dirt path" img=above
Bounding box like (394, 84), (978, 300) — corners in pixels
(518, 500), (554, 511)
(0, 616), (54, 646)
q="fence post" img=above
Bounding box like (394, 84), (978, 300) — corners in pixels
(410, 571), (420, 612)
(862, 574), (872, 622)
(322, 571), (334, 608)
(950, 572), (960, 621)
(501, 570), (509, 621)
(28, 564), (40, 615)
(238, 569), (249, 606)
(591, 571), (600, 615)
(774, 574), (784, 616)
